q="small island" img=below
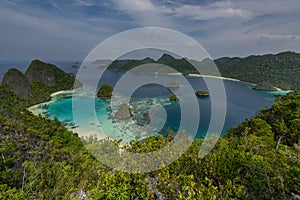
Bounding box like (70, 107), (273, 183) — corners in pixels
(170, 94), (179, 102)
(97, 84), (113, 98)
(253, 82), (277, 91)
(167, 82), (180, 89)
(195, 90), (209, 97)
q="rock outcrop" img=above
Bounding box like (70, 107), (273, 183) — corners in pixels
(170, 94), (179, 102)
(114, 103), (131, 120)
(25, 59), (81, 90)
(2, 59), (82, 101)
(25, 60), (57, 86)
(3, 68), (32, 99)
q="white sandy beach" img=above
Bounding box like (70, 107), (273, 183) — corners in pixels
(50, 89), (74, 97)
(71, 127), (108, 140)
(28, 89), (74, 115)
(184, 73), (290, 92)
(187, 74), (241, 82)
(161, 72), (241, 82)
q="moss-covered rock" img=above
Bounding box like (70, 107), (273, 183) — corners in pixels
(3, 68), (32, 99)
(170, 94), (179, 102)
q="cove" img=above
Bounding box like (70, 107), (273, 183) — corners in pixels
(28, 69), (287, 143)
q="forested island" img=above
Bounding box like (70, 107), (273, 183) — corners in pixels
(195, 90), (209, 97)
(0, 58), (299, 199)
(97, 84), (113, 98)
(107, 51), (300, 91)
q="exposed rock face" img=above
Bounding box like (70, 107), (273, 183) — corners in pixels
(114, 103), (131, 120)
(25, 60), (57, 86)
(2, 59), (81, 101)
(3, 68), (32, 99)
(24, 59), (81, 90)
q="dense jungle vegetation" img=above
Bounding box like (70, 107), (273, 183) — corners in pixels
(108, 51), (300, 90)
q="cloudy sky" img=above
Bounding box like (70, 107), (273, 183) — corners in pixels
(1, 0), (300, 61)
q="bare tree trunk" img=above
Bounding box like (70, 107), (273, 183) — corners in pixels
(22, 167), (26, 190)
(264, 169), (273, 199)
(276, 136), (282, 151)
(1, 153), (5, 165)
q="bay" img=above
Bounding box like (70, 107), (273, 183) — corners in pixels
(1, 61), (286, 142)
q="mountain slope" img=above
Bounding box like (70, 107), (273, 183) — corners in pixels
(216, 51), (300, 90)
(106, 51), (300, 90)
(2, 59), (82, 106)
(2, 68), (32, 99)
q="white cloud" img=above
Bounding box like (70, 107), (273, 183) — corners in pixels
(75, 0), (93, 7)
(173, 1), (251, 20)
(1, 0), (300, 60)
(258, 34), (300, 44)
(112, 0), (173, 27)
(113, 0), (155, 11)
(49, 1), (64, 13)
(2, 0), (17, 6)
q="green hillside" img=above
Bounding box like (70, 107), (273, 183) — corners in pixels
(2, 59), (82, 106)
(106, 51), (300, 90)
(215, 51), (300, 90)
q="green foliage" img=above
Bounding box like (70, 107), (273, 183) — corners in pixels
(97, 84), (113, 98)
(107, 51), (300, 90)
(0, 61), (299, 199)
(25, 59), (78, 91)
(108, 53), (197, 74)
(253, 82), (277, 91)
(2, 68), (33, 99)
(216, 51), (300, 90)
(2, 59), (82, 107)
(230, 92), (300, 147)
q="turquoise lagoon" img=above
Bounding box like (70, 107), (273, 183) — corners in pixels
(29, 69), (287, 143)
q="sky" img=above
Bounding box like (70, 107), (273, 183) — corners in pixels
(0, 0), (300, 61)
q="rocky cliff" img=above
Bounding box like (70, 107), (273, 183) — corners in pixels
(2, 68), (32, 99)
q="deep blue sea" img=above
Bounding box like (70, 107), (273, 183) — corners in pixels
(1, 61), (286, 142)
